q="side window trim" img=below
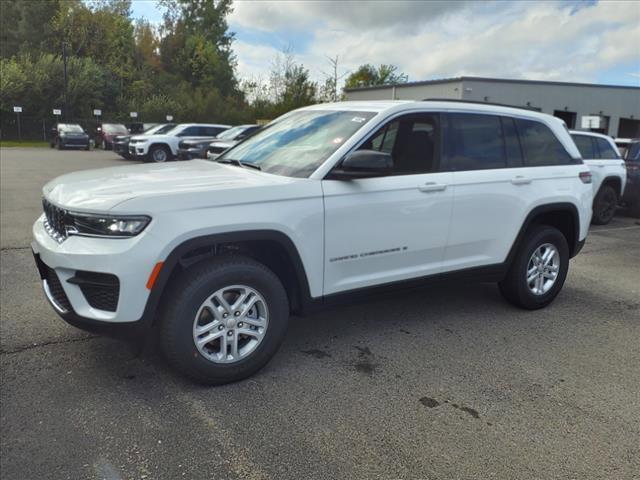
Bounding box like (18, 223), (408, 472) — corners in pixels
(592, 137), (601, 159)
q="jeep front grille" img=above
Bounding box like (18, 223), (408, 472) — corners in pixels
(42, 199), (68, 243)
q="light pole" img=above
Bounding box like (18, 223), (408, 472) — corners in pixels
(62, 42), (69, 121)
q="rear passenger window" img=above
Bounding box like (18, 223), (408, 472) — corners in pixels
(445, 114), (506, 170)
(595, 138), (620, 159)
(572, 135), (596, 159)
(515, 119), (574, 166)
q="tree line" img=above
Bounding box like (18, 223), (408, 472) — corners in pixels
(0, 0), (408, 135)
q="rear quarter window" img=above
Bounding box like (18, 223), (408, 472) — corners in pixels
(515, 119), (575, 166)
(594, 137), (620, 159)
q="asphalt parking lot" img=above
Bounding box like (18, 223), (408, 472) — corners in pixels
(1, 147), (639, 480)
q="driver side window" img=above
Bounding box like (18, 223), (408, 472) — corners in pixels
(358, 113), (439, 175)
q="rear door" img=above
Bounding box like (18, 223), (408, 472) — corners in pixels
(322, 112), (454, 295)
(442, 114), (580, 271)
(441, 113), (528, 270)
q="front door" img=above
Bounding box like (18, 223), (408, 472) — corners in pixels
(322, 112), (454, 295)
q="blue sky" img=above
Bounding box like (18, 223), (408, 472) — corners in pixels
(129, 0), (640, 88)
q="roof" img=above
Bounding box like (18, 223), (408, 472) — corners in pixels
(344, 75), (640, 92)
(569, 130), (615, 141)
(305, 100), (558, 122)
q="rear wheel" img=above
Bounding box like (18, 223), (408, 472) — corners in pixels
(159, 256), (290, 385)
(147, 145), (171, 163)
(591, 185), (617, 225)
(499, 225), (569, 309)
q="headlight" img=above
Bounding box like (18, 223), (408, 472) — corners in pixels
(66, 212), (151, 237)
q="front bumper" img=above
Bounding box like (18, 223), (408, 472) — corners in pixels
(31, 215), (164, 329)
(113, 142), (130, 157)
(128, 143), (149, 158)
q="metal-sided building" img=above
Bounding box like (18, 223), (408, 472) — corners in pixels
(344, 76), (640, 138)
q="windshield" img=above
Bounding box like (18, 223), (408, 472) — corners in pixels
(216, 126), (249, 140)
(217, 110), (376, 177)
(144, 123), (175, 135)
(102, 123), (128, 134)
(59, 124), (84, 133)
(627, 142), (640, 161)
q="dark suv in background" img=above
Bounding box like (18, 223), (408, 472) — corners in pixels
(49, 123), (90, 150)
(622, 139), (640, 216)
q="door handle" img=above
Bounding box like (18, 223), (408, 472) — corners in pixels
(511, 176), (532, 185)
(418, 182), (447, 192)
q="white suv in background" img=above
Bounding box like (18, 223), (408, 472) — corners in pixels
(32, 101), (593, 384)
(129, 123), (230, 163)
(569, 130), (626, 225)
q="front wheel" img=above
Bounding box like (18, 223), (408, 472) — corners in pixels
(147, 145), (171, 163)
(591, 185), (618, 225)
(499, 225), (569, 310)
(159, 256), (290, 385)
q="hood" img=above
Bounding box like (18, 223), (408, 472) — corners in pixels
(43, 160), (297, 212)
(180, 137), (217, 146)
(61, 131), (88, 137)
(209, 140), (236, 149)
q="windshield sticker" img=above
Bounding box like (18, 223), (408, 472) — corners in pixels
(351, 116), (367, 123)
(332, 137), (344, 144)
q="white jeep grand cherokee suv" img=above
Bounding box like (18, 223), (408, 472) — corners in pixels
(569, 130), (626, 225)
(128, 123), (230, 163)
(32, 101), (593, 384)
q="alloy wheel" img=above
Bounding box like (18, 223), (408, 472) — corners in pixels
(526, 243), (560, 295)
(192, 285), (269, 364)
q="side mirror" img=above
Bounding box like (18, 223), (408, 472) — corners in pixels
(330, 150), (393, 179)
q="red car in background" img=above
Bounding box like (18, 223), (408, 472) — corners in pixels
(96, 123), (129, 150)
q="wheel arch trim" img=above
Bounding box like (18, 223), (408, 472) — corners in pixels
(141, 229), (312, 326)
(505, 202), (581, 264)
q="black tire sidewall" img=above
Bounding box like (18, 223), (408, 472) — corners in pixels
(501, 226), (570, 309)
(160, 257), (289, 384)
(592, 185), (617, 225)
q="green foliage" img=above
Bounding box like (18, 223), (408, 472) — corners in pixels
(344, 64), (408, 89)
(0, 0), (324, 138)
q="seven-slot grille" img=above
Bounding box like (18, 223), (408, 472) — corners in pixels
(42, 198), (68, 242)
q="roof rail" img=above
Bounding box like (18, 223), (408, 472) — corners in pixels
(421, 98), (541, 111)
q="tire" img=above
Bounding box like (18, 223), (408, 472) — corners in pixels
(147, 145), (171, 163)
(499, 225), (569, 310)
(591, 185), (618, 225)
(159, 255), (290, 385)
(84, 143), (90, 151)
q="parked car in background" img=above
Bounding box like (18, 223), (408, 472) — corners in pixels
(113, 123), (176, 159)
(614, 138), (633, 159)
(570, 130), (626, 225)
(177, 136), (222, 160)
(33, 100), (593, 384)
(621, 139), (640, 216)
(206, 124), (261, 160)
(128, 123), (158, 135)
(129, 123), (230, 163)
(49, 123), (90, 150)
(95, 123), (128, 150)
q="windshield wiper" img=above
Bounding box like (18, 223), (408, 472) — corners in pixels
(217, 158), (261, 170)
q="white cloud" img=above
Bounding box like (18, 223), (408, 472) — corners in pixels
(228, 0), (640, 87)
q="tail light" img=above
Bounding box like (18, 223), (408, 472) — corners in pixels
(579, 171), (592, 184)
